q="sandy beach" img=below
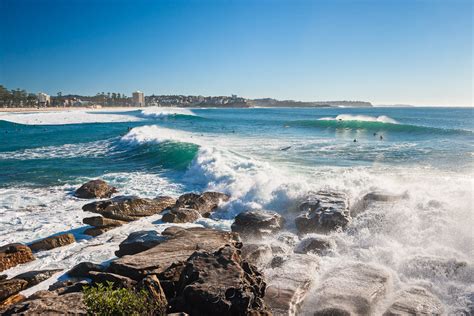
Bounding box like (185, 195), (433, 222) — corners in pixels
(0, 106), (144, 113)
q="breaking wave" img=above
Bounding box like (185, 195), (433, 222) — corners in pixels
(319, 114), (399, 124)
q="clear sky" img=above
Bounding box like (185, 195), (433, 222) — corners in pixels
(0, 0), (472, 106)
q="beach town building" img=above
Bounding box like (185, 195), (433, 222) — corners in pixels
(132, 91), (145, 106)
(37, 92), (50, 106)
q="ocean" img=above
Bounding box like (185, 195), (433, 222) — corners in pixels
(0, 107), (473, 313)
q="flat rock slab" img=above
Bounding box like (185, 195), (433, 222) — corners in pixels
(312, 262), (392, 315)
(0, 244), (35, 272)
(67, 262), (105, 278)
(13, 269), (62, 288)
(161, 208), (201, 223)
(115, 230), (166, 257)
(383, 286), (444, 316)
(83, 195), (176, 222)
(0, 279), (28, 301)
(28, 234), (75, 252)
(2, 292), (86, 315)
(82, 216), (127, 228)
(74, 179), (117, 199)
(83, 226), (114, 237)
(231, 210), (285, 239)
(108, 227), (240, 280)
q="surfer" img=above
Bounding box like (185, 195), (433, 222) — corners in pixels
(353, 139), (357, 142)
(373, 132), (377, 136)
(380, 135), (383, 140)
(281, 146), (292, 151)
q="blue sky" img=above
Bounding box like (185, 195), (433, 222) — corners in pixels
(0, 0), (472, 106)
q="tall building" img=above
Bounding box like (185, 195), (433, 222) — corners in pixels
(37, 92), (50, 106)
(132, 91), (145, 107)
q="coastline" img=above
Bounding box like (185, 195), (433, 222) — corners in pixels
(0, 106), (144, 113)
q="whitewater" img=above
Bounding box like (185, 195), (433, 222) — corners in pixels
(0, 107), (473, 313)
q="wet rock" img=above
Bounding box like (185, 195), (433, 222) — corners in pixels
(67, 262), (105, 278)
(172, 245), (269, 315)
(174, 191), (230, 217)
(13, 269), (62, 288)
(0, 244), (35, 272)
(295, 191), (350, 234)
(115, 230), (166, 257)
(383, 286), (444, 316)
(28, 233), (76, 252)
(74, 179), (117, 199)
(401, 256), (473, 282)
(351, 191), (408, 216)
(264, 254), (319, 316)
(108, 227), (240, 280)
(240, 243), (273, 268)
(82, 216), (127, 227)
(312, 262), (392, 315)
(294, 235), (334, 255)
(0, 293), (25, 310)
(161, 226), (186, 236)
(48, 280), (88, 294)
(161, 208), (201, 223)
(88, 271), (136, 289)
(0, 275), (6, 281)
(137, 275), (167, 314)
(2, 292), (86, 315)
(83, 226), (114, 237)
(0, 279), (28, 301)
(231, 210), (285, 239)
(83, 195), (176, 222)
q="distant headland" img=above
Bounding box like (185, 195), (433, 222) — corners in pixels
(0, 85), (372, 108)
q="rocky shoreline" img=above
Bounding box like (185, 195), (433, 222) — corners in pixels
(0, 179), (461, 315)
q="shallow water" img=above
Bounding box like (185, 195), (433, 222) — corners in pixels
(0, 107), (473, 313)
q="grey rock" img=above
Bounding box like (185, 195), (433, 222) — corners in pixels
(383, 286), (444, 316)
(161, 208), (201, 224)
(240, 243), (273, 268)
(74, 179), (117, 199)
(2, 292), (86, 315)
(66, 262), (104, 278)
(13, 269), (62, 288)
(231, 210), (285, 239)
(294, 235), (334, 255)
(115, 230), (166, 257)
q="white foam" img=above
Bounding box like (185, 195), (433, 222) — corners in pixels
(120, 125), (203, 145)
(319, 114), (399, 124)
(140, 107), (196, 118)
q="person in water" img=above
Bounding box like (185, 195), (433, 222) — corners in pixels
(353, 139), (357, 142)
(380, 135), (383, 140)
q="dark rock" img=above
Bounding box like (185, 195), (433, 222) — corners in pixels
(88, 271), (136, 289)
(172, 245), (270, 315)
(74, 179), (117, 199)
(2, 292), (86, 315)
(161, 226), (185, 236)
(0, 244), (35, 272)
(383, 286), (444, 315)
(83, 226), (114, 237)
(137, 275), (167, 315)
(82, 216), (127, 227)
(231, 210), (285, 239)
(83, 195), (176, 222)
(28, 234), (76, 252)
(174, 191), (230, 217)
(312, 262), (392, 315)
(351, 191), (409, 216)
(48, 280), (88, 294)
(295, 191), (350, 234)
(161, 208), (201, 223)
(13, 269), (62, 288)
(108, 227), (240, 280)
(0, 279), (28, 301)
(115, 230), (166, 257)
(0, 275), (6, 281)
(240, 243), (273, 268)
(294, 235), (334, 255)
(67, 262), (104, 278)
(264, 254), (319, 315)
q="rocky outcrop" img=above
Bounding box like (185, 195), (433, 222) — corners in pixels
(0, 244), (35, 272)
(13, 269), (62, 288)
(82, 216), (127, 227)
(0, 279), (27, 301)
(401, 256), (472, 282)
(83, 196), (176, 222)
(161, 208), (201, 224)
(312, 262), (392, 315)
(108, 227), (241, 280)
(115, 231), (166, 257)
(351, 191), (408, 216)
(171, 245), (270, 315)
(28, 233), (75, 252)
(295, 191), (350, 234)
(74, 179), (117, 199)
(67, 262), (105, 278)
(83, 226), (114, 237)
(264, 254), (319, 316)
(2, 292), (86, 315)
(137, 275), (167, 315)
(88, 271), (136, 289)
(231, 210), (285, 239)
(173, 192), (230, 217)
(294, 235), (334, 255)
(383, 286), (444, 316)
(240, 243), (273, 268)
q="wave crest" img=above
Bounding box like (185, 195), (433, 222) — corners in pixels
(140, 107), (197, 118)
(319, 114), (399, 124)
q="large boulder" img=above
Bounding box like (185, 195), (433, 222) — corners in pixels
(83, 196), (176, 222)
(312, 262), (392, 315)
(0, 244), (35, 272)
(2, 292), (86, 315)
(67, 262), (105, 278)
(83, 226), (114, 237)
(295, 191), (351, 234)
(294, 235), (334, 255)
(240, 243), (273, 268)
(383, 286), (444, 316)
(173, 192), (230, 217)
(115, 231), (166, 257)
(231, 210), (285, 239)
(82, 216), (127, 227)
(171, 245), (269, 315)
(13, 269), (62, 288)
(161, 208), (201, 224)
(74, 179), (117, 199)
(137, 275), (167, 315)
(108, 227), (240, 280)
(28, 233), (75, 252)
(264, 254), (319, 316)
(0, 279), (28, 301)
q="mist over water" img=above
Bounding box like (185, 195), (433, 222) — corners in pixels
(0, 107), (473, 313)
